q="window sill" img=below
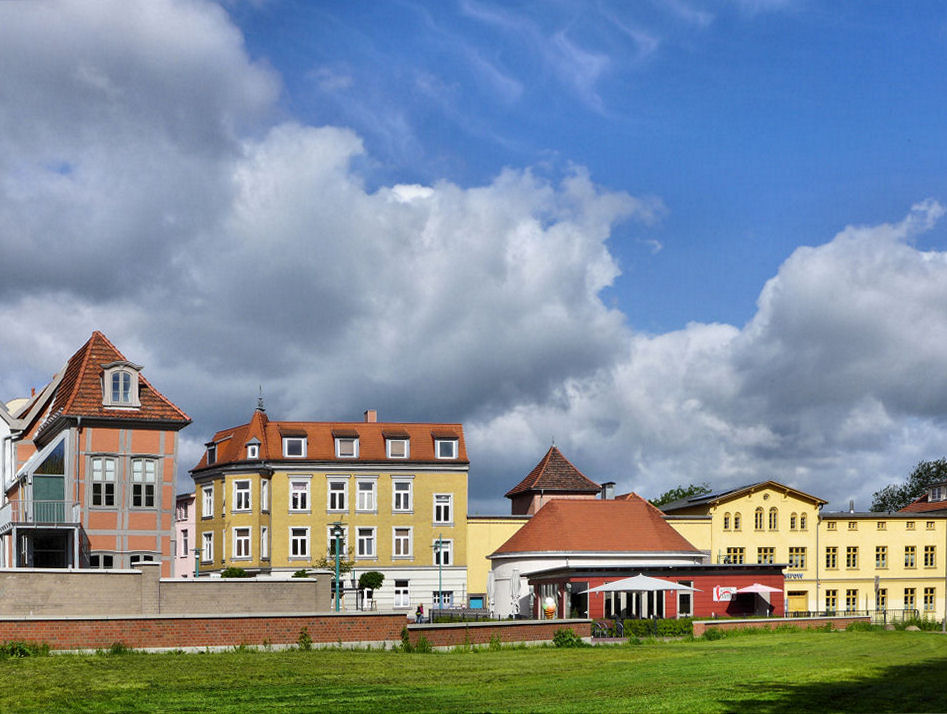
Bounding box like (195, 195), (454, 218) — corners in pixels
(356, 556), (378, 562)
(392, 555), (413, 561)
(433, 522), (454, 528)
(393, 510), (414, 515)
(288, 556), (311, 561)
(289, 510), (312, 515)
(356, 509), (378, 515)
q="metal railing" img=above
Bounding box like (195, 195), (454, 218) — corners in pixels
(0, 500), (80, 533)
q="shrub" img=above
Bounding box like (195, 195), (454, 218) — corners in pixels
(414, 635), (432, 653)
(291, 569), (309, 578)
(845, 621), (878, 632)
(400, 626), (413, 653)
(297, 627), (313, 651)
(702, 627), (725, 641)
(553, 628), (586, 648)
(221, 567), (250, 578)
(0, 641), (50, 658)
(623, 618), (693, 639)
(488, 634), (502, 651)
(108, 642), (132, 655)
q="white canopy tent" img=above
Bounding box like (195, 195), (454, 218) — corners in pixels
(584, 574), (700, 595)
(735, 583), (781, 594)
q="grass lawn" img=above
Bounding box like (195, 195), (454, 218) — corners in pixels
(3, 630), (947, 712)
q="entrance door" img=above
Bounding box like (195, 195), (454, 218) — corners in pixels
(786, 590), (808, 614)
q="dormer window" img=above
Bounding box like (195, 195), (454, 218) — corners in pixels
(435, 439), (458, 459)
(386, 438), (409, 459)
(283, 437), (306, 458)
(206, 444), (217, 466)
(246, 439), (260, 460)
(932, 486), (945, 502)
(336, 437), (358, 458)
(101, 360), (142, 408)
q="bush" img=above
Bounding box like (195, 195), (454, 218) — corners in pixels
(107, 642), (132, 655)
(488, 634), (502, 651)
(292, 569), (309, 578)
(358, 571), (385, 591)
(400, 626), (413, 653)
(413, 635), (432, 653)
(221, 567), (250, 578)
(702, 627), (725, 641)
(553, 628), (586, 648)
(297, 627), (312, 651)
(845, 621), (878, 632)
(0, 641), (50, 658)
(623, 618), (693, 638)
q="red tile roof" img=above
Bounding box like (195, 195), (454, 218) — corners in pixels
(900, 496), (947, 513)
(192, 411), (467, 471)
(491, 495), (699, 556)
(505, 446), (601, 498)
(31, 331), (190, 437)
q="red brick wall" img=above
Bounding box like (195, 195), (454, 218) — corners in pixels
(692, 615), (869, 636)
(0, 613), (407, 651)
(408, 619), (591, 647)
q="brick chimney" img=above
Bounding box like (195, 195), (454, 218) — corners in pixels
(364, 409), (377, 423)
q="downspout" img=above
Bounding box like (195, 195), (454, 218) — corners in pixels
(814, 503), (822, 614)
(74, 416), (82, 568)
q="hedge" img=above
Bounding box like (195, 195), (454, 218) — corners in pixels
(623, 617), (693, 638)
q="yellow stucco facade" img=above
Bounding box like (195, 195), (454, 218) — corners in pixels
(466, 515), (531, 602)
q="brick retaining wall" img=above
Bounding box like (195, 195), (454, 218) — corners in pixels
(693, 615), (870, 636)
(408, 619), (592, 648)
(0, 612), (406, 651)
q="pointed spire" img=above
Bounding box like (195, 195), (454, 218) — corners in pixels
(256, 385), (265, 412)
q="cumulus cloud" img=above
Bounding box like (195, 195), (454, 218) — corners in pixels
(2, 0), (947, 516)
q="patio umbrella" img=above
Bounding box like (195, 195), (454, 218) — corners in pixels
(735, 583), (781, 594)
(583, 574), (700, 594)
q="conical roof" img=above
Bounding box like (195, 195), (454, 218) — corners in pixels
(505, 446), (601, 499)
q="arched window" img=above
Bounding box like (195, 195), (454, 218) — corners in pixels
(769, 507), (778, 530)
(733, 512), (742, 531)
(755, 507), (764, 530)
(790, 513), (797, 530)
(723, 512), (731, 530)
(102, 360), (141, 407)
(800, 513), (807, 530)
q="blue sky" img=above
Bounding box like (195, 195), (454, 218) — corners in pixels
(229, 0), (947, 332)
(2, 0), (947, 513)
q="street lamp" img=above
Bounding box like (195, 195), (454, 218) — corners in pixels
(192, 547), (201, 578)
(330, 522), (345, 612)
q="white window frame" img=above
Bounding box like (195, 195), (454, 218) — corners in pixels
(232, 526), (251, 560)
(260, 525), (269, 560)
(247, 443), (259, 459)
(335, 437), (359, 459)
(356, 479), (377, 513)
(290, 477), (311, 512)
(131, 458), (157, 508)
(356, 527), (376, 559)
(282, 437), (307, 458)
(206, 444), (217, 466)
(260, 479), (269, 512)
(289, 527), (310, 559)
(393, 480), (413, 512)
(181, 529), (189, 557)
(201, 531), (213, 563)
(433, 591), (454, 607)
(202, 484), (214, 518)
(433, 538), (453, 566)
(435, 439), (458, 459)
(233, 479), (251, 512)
(676, 581), (694, 618)
(386, 438), (409, 459)
(327, 478), (348, 512)
(326, 525), (349, 558)
(394, 579), (410, 608)
(91, 456), (116, 507)
(393, 526), (412, 559)
(102, 363), (141, 408)
(434, 493), (453, 525)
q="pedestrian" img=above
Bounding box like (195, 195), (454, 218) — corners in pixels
(415, 603), (424, 623)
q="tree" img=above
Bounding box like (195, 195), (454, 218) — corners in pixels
(649, 483), (711, 507)
(358, 571), (385, 592)
(870, 458), (947, 512)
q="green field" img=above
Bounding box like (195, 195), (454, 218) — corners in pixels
(4, 630), (947, 712)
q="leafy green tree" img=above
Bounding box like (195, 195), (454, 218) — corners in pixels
(649, 483), (711, 507)
(358, 571), (385, 592)
(870, 458), (947, 512)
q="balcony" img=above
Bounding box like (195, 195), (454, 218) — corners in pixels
(0, 500), (81, 535)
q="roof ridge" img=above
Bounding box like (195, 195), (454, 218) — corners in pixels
(59, 333), (102, 415)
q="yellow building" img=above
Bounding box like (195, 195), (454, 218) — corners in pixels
(661, 481), (947, 618)
(190, 407), (469, 612)
(466, 515), (530, 609)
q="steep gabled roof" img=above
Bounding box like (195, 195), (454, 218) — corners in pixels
(29, 332), (190, 439)
(192, 412), (467, 471)
(659, 480), (827, 513)
(491, 495), (698, 556)
(505, 446), (601, 499)
(899, 494), (947, 513)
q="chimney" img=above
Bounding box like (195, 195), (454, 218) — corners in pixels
(31, 387), (35, 397)
(364, 409), (377, 423)
(601, 481), (615, 500)
(849, 499), (855, 514)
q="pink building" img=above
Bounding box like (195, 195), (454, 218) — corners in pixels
(173, 492), (196, 577)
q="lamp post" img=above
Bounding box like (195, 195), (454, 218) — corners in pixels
(192, 547), (201, 578)
(330, 522), (344, 612)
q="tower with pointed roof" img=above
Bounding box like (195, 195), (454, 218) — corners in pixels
(0, 332), (190, 574)
(504, 446), (602, 515)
